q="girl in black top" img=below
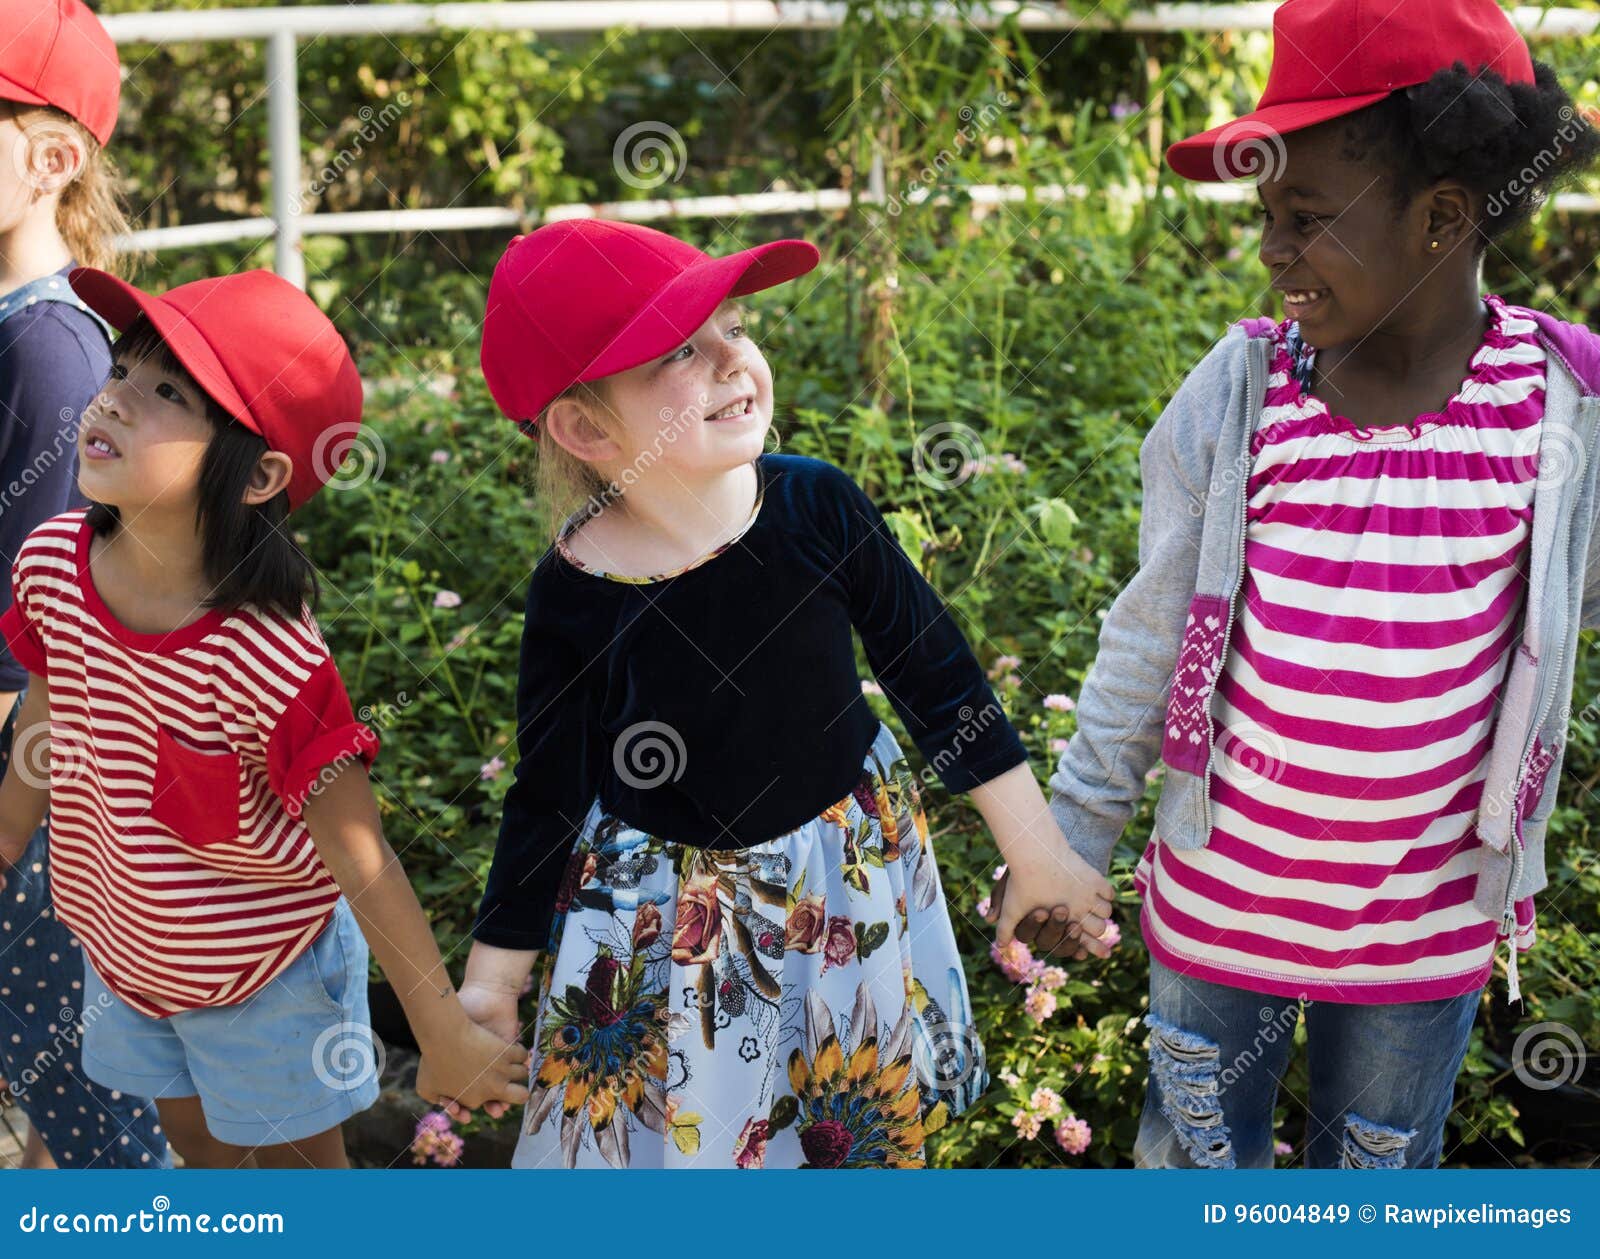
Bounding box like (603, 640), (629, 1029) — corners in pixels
(427, 219), (1114, 1168)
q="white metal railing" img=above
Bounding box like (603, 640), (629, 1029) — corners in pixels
(102, 2), (1600, 286)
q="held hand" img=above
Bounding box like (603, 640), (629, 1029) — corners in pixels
(984, 849), (1117, 961)
(433, 981), (524, 1122)
(416, 1016), (530, 1123)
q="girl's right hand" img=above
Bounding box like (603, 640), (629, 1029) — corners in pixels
(457, 979), (522, 1045)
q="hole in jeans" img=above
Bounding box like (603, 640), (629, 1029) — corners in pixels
(1340, 1112), (1416, 1169)
(1146, 1012), (1235, 1169)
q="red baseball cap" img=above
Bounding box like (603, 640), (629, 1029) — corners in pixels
(0, 0), (121, 146)
(69, 268), (365, 513)
(480, 218), (819, 427)
(1167, 0), (1534, 182)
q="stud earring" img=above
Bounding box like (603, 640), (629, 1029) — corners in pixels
(1430, 240), (1441, 250)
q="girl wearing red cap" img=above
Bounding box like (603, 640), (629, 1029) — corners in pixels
(444, 218), (1116, 1168)
(0, 0), (167, 1169)
(1050, 0), (1600, 1168)
(0, 268), (532, 1167)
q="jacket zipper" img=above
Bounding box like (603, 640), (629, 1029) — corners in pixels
(1200, 341), (1259, 833)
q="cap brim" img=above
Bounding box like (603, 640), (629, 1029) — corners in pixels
(582, 239), (820, 382)
(68, 268), (260, 435)
(1166, 93), (1392, 182)
(0, 69), (50, 113)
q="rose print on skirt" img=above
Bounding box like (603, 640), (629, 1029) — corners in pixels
(512, 721), (988, 1169)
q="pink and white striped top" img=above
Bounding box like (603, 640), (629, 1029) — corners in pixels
(1137, 295), (1543, 1003)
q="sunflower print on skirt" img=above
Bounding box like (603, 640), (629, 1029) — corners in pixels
(511, 722), (988, 1169)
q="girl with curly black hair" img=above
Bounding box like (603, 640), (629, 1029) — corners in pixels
(1043, 0), (1600, 1169)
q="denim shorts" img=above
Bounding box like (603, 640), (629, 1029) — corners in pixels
(79, 896), (381, 1148)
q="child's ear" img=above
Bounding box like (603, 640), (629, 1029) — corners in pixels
(21, 119), (88, 195)
(544, 396), (622, 464)
(242, 450), (294, 507)
(1422, 181), (1476, 252)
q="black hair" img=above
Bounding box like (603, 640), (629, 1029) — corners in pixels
(1342, 60), (1600, 252)
(85, 314), (321, 618)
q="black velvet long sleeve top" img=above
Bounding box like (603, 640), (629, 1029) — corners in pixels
(472, 453), (1029, 950)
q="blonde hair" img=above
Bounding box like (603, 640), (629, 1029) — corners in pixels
(533, 379), (621, 544)
(5, 102), (131, 277)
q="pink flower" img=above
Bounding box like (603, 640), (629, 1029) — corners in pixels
(1043, 694), (1076, 712)
(1055, 1115), (1092, 1155)
(1024, 986), (1056, 1024)
(987, 655), (1021, 679)
(1029, 1087), (1062, 1119)
(975, 896), (991, 918)
(992, 864), (1007, 881)
(1011, 1110), (1043, 1140)
(416, 1111), (452, 1136)
(1098, 920), (1121, 949)
(1036, 965), (1068, 991)
(1274, 1140), (1293, 1157)
(861, 679), (883, 696)
(990, 937), (1040, 983)
(1049, 738), (1068, 754)
(479, 756), (506, 780)
(430, 449), (451, 464)
(434, 590), (462, 609)
(411, 1111), (464, 1166)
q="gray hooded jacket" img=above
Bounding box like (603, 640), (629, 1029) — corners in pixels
(1046, 308), (1600, 1002)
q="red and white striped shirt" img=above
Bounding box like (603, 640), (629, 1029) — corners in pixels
(0, 509), (379, 1018)
(1138, 295), (1542, 1003)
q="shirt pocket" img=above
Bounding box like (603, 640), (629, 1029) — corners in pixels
(150, 724), (242, 846)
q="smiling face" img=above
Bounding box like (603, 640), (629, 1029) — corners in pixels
(1255, 117), (1472, 349)
(77, 334), (219, 514)
(574, 300), (774, 479)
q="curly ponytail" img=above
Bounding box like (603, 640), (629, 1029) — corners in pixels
(1344, 61), (1600, 248)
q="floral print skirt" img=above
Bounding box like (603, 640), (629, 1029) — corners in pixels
(512, 721), (988, 1169)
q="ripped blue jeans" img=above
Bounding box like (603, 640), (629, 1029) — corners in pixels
(1136, 955), (1480, 1169)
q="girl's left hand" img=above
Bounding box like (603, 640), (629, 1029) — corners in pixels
(985, 860), (1117, 960)
(415, 1019), (531, 1120)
